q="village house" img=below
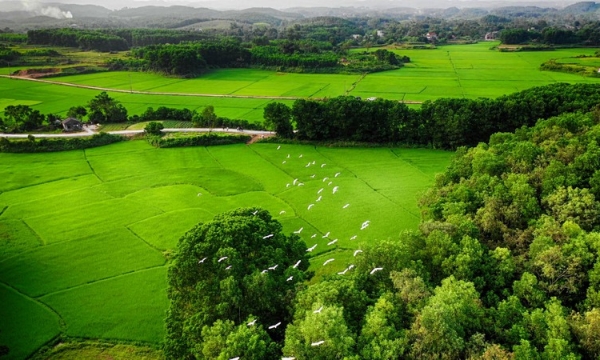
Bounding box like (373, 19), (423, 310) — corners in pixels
(61, 117), (83, 132)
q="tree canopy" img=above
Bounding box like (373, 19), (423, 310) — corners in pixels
(164, 207), (311, 359)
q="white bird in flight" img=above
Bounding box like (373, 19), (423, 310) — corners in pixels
(293, 260), (301, 268)
(310, 174), (316, 178)
(327, 239), (338, 246)
(282, 161), (286, 164)
(230, 357), (239, 360)
(350, 235), (357, 240)
(311, 234), (317, 238)
(279, 210), (286, 214)
(293, 178), (298, 185)
(287, 154), (290, 158)
(313, 306), (323, 313)
(348, 264), (355, 270)
(269, 264), (278, 270)
(322, 177), (329, 182)
(198, 257), (207, 264)
(277, 145), (281, 150)
(323, 258), (335, 265)
(321, 163), (326, 168)
(316, 196), (322, 202)
(287, 276), (293, 281)
(225, 265), (232, 270)
(282, 357), (296, 360)
(322, 231), (330, 238)
(334, 172), (341, 177)
(261, 269), (268, 274)
(328, 181), (333, 186)
(263, 234), (274, 239)
(299, 154), (303, 158)
(298, 182), (305, 186)
(317, 188), (324, 194)
(286, 183), (290, 187)
(247, 319), (257, 326)
(343, 203), (350, 209)
(269, 322), (282, 329)
(294, 227), (303, 234)
(306, 162), (311, 168)
(252, 210), (259, 215)
(338, 268), (349, 275)
(218, 256), (228, 262)
(311, 340), (325, 346)
(354, 250), (363, 256)
(307, 244), (317, 252)
(332, 186), (339, 194)
(370, 267), (383, 275)
(197, 192), (202, 196)
(307, 204), (314, 210)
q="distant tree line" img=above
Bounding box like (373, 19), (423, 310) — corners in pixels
(500, 23), (600, 45)
(265, 83), (600, 149)
(26, 28), (215, 51)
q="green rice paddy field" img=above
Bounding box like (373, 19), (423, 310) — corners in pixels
(1, 42), (600, 123)
(0, 141), (452, 359)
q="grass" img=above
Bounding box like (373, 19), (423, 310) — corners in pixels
(32, 340), (164, 360)
(0, 140), (452, 357)
(0, 284), (61, 360)
(2, 42), (600, 125)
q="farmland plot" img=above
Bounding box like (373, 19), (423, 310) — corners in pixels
(0, 141), (451, 358)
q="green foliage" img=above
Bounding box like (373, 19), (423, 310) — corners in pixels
(147, 133), (250, 148)
(263, 102), (293, 138)
(144, 121), (164, 136)
(87, 92), (128, 124)
(164, 207), (310, 359)
(0, 133), (125, 153)
(1, 104), (45, 132)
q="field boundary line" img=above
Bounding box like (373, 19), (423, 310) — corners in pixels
(0, 75), (307, 101)
(36, 264), (167, 299)
(0, 206), (7, 217)
(83, 149), (103, 183)
(126, 226), (168, 256)
(0, 281), (67, 330)
(345, 73), (367, 95)
(446, 51), (466, 98)
(314, 147), (420, 218)
(22, 219), (46, 246)
(390, 148), (436, 180)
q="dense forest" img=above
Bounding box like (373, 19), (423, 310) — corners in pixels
(166, 108), (600, 358)
(264, 83), (600, 149)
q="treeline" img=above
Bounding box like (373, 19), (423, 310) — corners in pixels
(500, 23), (600, 45)
(26, 28), (213, 52)
(146, 133), (251, 148)
(0, 133), (124, 153)
(166, 110), (600, 358)
(266, 83), (600, 149)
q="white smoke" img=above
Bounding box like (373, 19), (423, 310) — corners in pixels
(21, 1), (74, 19)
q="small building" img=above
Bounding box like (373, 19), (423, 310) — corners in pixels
(61, 118), (83, 132)
(426, 32), (438, 42)
(485, 31), (499, 41)
(352, 34), (361, 40)
(376, 30), (385, 38)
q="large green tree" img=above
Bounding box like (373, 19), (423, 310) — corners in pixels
(164, 207), (311, 359)
(87, 91), (128, 123)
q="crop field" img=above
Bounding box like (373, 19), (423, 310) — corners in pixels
(1, 42), (599, 124)
(0, 141), (452, 358)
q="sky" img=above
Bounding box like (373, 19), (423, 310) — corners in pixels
(0, 0), (578, 11)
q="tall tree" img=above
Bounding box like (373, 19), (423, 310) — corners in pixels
(87, 91), (127, 123)
(263, 102), (293, 138)
(164, 207), (310, 359)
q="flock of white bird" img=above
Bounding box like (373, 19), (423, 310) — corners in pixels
(199, 144), (385, 360)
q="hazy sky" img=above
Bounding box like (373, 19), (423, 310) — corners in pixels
(0, 0), (577, 11)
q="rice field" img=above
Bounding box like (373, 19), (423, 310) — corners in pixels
(0, 141), (452, 358)
(1, 42), (599, 124)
